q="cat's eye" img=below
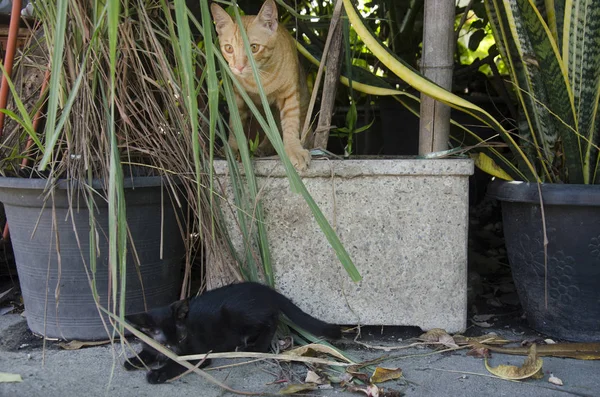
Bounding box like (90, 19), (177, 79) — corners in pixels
(224, 44), (234, 54)
(250, 44), (260, 53)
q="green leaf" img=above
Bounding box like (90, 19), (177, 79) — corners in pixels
(468, 29), (487, 51)
(38, 0), (68, 170)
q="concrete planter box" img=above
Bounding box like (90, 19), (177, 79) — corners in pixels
(214, 158), (474, 333)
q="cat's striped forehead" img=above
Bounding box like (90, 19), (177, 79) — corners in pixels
(219, 16), (275, 48)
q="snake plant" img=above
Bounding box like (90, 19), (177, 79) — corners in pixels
(485, 0), (600, 184)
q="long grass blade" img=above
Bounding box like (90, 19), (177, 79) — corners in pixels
(221, 65), (269, 284)
(38, 0), (68, 170)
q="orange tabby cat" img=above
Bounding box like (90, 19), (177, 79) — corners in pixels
(210, 0), (311, 171)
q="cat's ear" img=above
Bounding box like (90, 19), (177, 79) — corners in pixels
(171, 298), (190, 321)
(210, 2), (234, 35)
(256, 0), (278, 33)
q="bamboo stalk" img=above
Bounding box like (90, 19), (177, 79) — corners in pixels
(418, 0), (455, 154)
(312, 8), (344, 150)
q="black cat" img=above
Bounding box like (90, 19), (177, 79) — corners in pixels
(124, 282), (340, 384)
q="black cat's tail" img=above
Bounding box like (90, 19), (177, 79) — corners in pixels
(274, 292), (341, 339)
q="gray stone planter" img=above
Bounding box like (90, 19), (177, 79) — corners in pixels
(214, 158), (473, 333)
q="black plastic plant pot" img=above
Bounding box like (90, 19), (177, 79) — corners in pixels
(0, 176), (184, 340)
(488, 180), (600, 342)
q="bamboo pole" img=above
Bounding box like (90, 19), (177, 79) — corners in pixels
(418, 0), (455, 155)
(312, 9), (344, 150)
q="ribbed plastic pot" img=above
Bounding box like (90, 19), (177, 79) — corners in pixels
(0, 176), (184, 340)
(488, 180), (600, 342)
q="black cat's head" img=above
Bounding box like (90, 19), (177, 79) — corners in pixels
(125, 298), (191, 352)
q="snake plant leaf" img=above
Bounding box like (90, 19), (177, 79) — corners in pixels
(485, 0), (597, 184)
(471, 152), (514, 181)
(486, 0), (558, 181)
(565, 0), (600, 184)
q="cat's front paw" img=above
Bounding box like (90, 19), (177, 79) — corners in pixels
(285, 144), (311, 171)
(146, 369), (171, 384)
(123, 360), (140, 371)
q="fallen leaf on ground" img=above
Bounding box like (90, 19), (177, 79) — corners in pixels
(486, 297), (503, 307)
(466, 345), (490, 358)
(347, 384), (403, 397)
(346, 384), (380, 397)
(548, 374), (563, 386)
(420, 328), (448, 342)
(472, 320), (493, 328)
(485, 344), (543, 380)
(473, 314), (495, 322)
(329, 372), (354, 385)
(485, 342), (600, 360)
(278, 383), (318, 394)
(284, 343), (351, 363)
(58, 340), (111, 350)
(370, 367), (403, 384)
(305, 370), (328, 385)
(346, 368), (371, 383)
(419, 329), (458, 348)
(278, 336), (293, 351)
(0, 373), (22, 383)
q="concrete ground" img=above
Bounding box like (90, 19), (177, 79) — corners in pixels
(1, 313), (599, 397)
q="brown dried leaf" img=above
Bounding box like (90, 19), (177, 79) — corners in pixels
(419, 328), (449, 342)
(466, 346), (490, 358)
(305, 370), (328, 385)
(419, 329), (458, 348)
(346, 368), (371, 383)
(370, 367), (403, 384)
(485, 344), (543, 380)
(58, 340), (111, 350)
(284, 343), (351, 363)
(346, 384), (380, 397)
(278, 383), (318, 394)
(278, 336), (293, 351)
(486, 297), (503, 307)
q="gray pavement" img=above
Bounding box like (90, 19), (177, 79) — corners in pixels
(1, 313), (598, 397)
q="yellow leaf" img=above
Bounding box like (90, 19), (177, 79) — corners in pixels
(471, 153), (514, 181)
(370, 367), (403, 384)
(485, 344), (543, 380)
(0, 373), (23, 383)
(58, 340), (111, 350)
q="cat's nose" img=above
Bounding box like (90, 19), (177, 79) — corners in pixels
(234, 65), (245, 73)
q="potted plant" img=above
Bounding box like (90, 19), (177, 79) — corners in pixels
(0, 0), (208, 340)
(480, 0), (600, 342)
